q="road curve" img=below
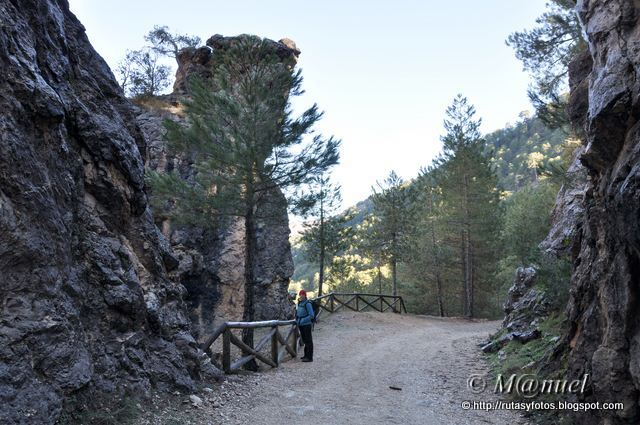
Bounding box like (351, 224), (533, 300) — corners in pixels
(195, 311), (529, 425)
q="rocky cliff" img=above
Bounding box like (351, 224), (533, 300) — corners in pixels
(0, 1), (219, 424)
(559, 1), (640, 423)
(137, 34), (297, 338)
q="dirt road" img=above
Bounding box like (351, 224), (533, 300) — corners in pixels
(143, 312), (528, 425)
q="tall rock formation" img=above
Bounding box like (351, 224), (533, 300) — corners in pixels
(0, 1), (217, 423)
(137, 35), (297, 338)
(560, 1), (640, 423)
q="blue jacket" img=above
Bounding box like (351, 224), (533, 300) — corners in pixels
(296, 300), (315, 326)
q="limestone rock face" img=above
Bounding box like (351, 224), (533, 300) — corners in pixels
(482, 268), (548, 354)
(138, 34), (296, 338)
(252, 188), (297, 322)
(539, 144), (588, 256)
(541, 48), (591, 258)
(502, 268), (549, 333)
(0, 1), (217, 423)
(173, 34), (300, 94)
(562, 1), (640, 423)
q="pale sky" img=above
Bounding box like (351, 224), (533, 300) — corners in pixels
(69, 0), (546, 207)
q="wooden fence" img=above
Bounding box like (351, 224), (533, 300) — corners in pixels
(201, 320), (299, 374)
(314, 292), (407, 318)
(200, 292), (406, 374)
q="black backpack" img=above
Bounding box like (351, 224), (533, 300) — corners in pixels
(299, 299), (320, 323)
(309, 299), (321, 322)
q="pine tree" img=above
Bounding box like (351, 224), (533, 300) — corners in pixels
(116, 48), (171, 98)
(147, 36), (339, 369)
(370, 171), (413, 296)
(145, 25), (201, 62)
(297, 175), (349, 296)
(358, 214), (389, 295)
(405, 168), (449, 316)
(507, 0), (585, 128)
(435, 95), (501, 317)
(501, 183), (559, 266)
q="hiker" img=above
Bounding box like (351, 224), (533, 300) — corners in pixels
(296, 289), (314, 362)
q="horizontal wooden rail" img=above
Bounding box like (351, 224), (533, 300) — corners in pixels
(225, 319), (296, 329)
(317, 292), (405, 299)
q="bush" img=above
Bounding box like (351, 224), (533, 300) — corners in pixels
(535, 253), (571, 311)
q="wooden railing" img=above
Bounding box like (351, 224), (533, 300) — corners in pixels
(200, 292), (406, 374)
(314, 292), (407, 317)
(201, 320), (298, 374)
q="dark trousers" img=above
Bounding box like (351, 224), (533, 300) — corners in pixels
(299, 324), (313, 360)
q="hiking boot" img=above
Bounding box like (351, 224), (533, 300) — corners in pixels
(301, 358), (313, 362)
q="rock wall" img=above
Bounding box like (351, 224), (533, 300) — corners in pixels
(138, 34), (297, 338)
(540, 145), (588, 257)
(561, 1), (640, 423)
(0, 1), (219, 424)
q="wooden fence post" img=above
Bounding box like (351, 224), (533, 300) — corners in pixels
(222, 329), (231, 373)
(271, 325), (279, 366)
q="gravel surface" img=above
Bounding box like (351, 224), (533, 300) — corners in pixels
(139, 312), (529, 425)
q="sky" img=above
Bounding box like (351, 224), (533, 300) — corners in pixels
(69, 0), (547, 207)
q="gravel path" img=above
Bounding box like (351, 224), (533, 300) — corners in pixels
(141, 311), (528, 425)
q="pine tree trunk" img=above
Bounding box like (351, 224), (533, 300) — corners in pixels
(463, 173), (473, 318)
(391, 229), (398, 296)
(465, 231), (473, 318)
(318, 201), (325, 296)
(435, 273), (445, 317)
(432, 236), (445, 317)
(428, 192), (445, 317)
(391, 257), (397, 297)
(377, 265), (382, 294)
(242, 200), (258, 371)
(470, 249), (475, 316)
(460, 229), (467, 316)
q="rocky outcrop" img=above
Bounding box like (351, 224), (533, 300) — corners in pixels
(540, 144), (588, 257)
(173, 34), (300, 94)
(252, 188), (297, 321)
(502, 267), (549, 333)
(0, 1), (219, 424)
(559, 1), (640, 423)
(137, 34), (296, 338)
(482, 268), (548, 353)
